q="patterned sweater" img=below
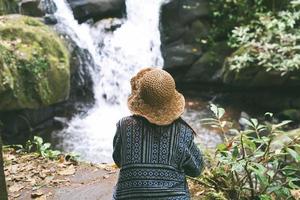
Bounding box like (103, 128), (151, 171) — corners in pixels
(112, 115), (204, 200)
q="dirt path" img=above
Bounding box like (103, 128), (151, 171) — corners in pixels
(3, 148), (118, 200)
(15, 165), (118, 200)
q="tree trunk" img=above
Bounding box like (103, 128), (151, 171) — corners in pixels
(0, 132), (8, 200)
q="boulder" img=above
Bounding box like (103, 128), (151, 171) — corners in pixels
(0, 0), (18, 15)
(184, 42), (231, 83)
(163, 41), (202, 70)
(182, 20), (210, 44)
(161, 0), (210, 44)
(0, 15), (70, 111)
(20, 0), (44, 17)
(67, 0), (126, 23)
(278, 109), (300, 123)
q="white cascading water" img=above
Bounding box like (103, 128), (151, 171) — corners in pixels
(52, 0), (167, 163)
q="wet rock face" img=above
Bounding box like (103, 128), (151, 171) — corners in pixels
(161, 0), (231, 84)
(67, 0), (126, 23)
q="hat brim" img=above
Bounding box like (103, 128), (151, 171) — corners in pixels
(127, 68), (185, 126)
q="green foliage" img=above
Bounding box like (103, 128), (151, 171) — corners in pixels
(228, 10), (300, 74)
(198, 104), (300, 199)
(208, 0), (291, 41)
(4, 136), (80, 161)
(0, 0), (19, 15)
(25, 136), (61, 159)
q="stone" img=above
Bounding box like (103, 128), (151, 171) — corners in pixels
(0, 0), (18, 15)
(161, 0), (210, 44)
(182, 20), (210, 44)
(0, 15), (70, 110)
(184, 42), (231, 83)
(20, 0), (44, 17)
(44, 13), (57, 25)
(278, 109), (300, 122)
(179, 0), (210, 25)
(163, 41), (202, 70)
(67, 0), (126, 23)
(161, 0), (209, 26)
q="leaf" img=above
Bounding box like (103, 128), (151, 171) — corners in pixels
(286, 148), (300, 162)
(31, 191), (44, 198)
(264, 112), (273, 118)
(273, 120), (292, 129)
(218, 107), (225, 119)
(217, 143), (227, 152)
(259, 194), (272, 200)
(267, 170), (275, 178)
(34, 136), (43, 145)
(41, 143), (51, 150)
(243, 137), (256, 151)
(9, 183), (24, 193)
(250, 118), (258, 128)
(232, 146), (239, 160)
(210, 104), (218, 115)
(58, 165), (76, 176)
(249, 163), (268, 187)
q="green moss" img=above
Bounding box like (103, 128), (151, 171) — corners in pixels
(0, 15), (70, 110)
(0, 0), (18, 15)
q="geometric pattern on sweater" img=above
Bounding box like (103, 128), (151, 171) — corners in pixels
(112, 115), (204, 200)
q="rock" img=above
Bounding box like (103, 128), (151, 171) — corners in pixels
(67, 0), (126, 23)
(278, 109), (300, 122)
(178, 0), (210, 25)
(222, 46), (300, 87)
(161, 0), (213, 82)
(0, 0), (19, 15)
(182, 20), (210, 44)
(20, 0), (44, 17)
(161, 0), (210, 43)
(0, 15), (70, 111)
(163, 41), (202, 70)
(184, 42), (231, 83)
(44, 14), (57, 24)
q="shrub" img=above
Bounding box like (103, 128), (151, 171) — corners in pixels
(228, 9), (300, 74)
(196, 104), (300, 199)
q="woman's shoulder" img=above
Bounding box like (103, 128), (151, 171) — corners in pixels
(118, 115), (143, 127)
(175, 117), (196, 136)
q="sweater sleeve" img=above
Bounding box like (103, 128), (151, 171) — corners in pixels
(112, 121), (122, 168)
(182, 133), (204, 177)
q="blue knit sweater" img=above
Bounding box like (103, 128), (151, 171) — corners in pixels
(112, 115), (204, 200)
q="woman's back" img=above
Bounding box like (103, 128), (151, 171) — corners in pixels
(113, 115), (203, 200)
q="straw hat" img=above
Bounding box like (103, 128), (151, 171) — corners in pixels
(128, 67), (185, 125)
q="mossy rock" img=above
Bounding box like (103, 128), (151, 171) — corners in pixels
(222, 46), (300, 87)
(0, 15), (70, 110)
(0, 0), (19, 15)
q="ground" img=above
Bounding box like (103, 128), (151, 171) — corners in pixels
(3, 148), (117, 200)
(3, 148), (204, 200)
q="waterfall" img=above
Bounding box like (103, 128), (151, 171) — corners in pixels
(51, 0), (167, 163)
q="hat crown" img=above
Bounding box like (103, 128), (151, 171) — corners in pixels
(140, 69), (175, 106)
